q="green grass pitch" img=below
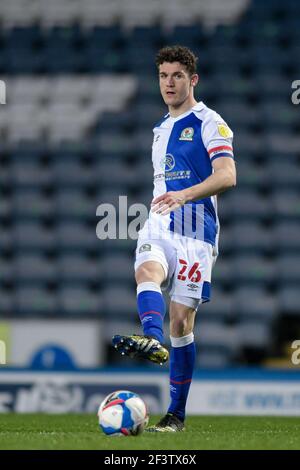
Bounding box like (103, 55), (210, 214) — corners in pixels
(0, 414), (299, 450)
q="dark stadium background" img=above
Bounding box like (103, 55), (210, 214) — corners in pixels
(0, 0), (299, 377)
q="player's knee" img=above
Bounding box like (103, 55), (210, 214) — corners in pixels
(169, 304), (196, 337)
(135, 262), (164, 285)
(170, 316), (194, 337)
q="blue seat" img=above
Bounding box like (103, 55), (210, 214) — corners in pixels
(59, 286), (102, 316)
(233, 287), (278, 322)
(100, 253), (133, 286)
(16, 287), (58, 316)
(0, 289), (13, 315)
(13, 222), (56, 251)
(273, 221), (300, 253)
(56, 190), (95, 219)
(53, 160), (97, 188)
(276, 254), (300, 285)
(229, 222), (273, 254)
(15, 254), (57, 284)
(59, 255), (99, 283)
(57, 222), (99, 251)
(0, 258), (13, 283)
(218, 189), (272, 222)
(278, 286), (300, 316)
(272, 190), (300, 220)
(236, 321), (272, 351)
(43, 43), (80, 73)
(13, 189), (54, 219)
(102, 286), (136, 317)
(232, 255), (276, 286)
(198, 288), (235, 321)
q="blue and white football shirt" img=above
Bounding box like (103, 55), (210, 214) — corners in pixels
(147, 101), (234, 250)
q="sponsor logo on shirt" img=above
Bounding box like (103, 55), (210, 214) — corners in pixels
(217, 123), (233, 138)
(160, 153), (175, 171)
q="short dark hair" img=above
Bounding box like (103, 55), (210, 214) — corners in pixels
(156, 45), (198, 76)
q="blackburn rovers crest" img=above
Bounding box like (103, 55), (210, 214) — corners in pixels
(179, 127), (194, 141)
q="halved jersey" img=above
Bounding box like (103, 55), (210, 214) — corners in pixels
(146, 101), (234, 253)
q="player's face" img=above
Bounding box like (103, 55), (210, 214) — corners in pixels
(159, 62), (196, 108)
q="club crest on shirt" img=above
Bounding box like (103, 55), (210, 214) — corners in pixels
(139, 243), (151, 253)
(179, 127), (194, 141)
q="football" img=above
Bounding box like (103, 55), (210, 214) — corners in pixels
(97, 390), (149, 436)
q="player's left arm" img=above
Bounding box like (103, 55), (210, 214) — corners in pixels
(151, 157), (236, 215)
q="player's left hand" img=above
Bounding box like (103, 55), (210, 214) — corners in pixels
(151, 190), (188, 215)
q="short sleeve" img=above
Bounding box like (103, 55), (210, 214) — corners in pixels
(201, 114), (234, 163)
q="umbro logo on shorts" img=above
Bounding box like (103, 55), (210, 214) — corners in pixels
(187, 283), (199, 291)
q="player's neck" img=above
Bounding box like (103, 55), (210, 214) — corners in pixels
(168, 97), (198, 118)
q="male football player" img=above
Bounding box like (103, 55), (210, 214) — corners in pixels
(113, 46), (236, 432)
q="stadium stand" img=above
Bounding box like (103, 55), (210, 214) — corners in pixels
(0, 0), (299, 367)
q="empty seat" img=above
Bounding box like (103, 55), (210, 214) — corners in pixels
(11, 161), (53, 187)
(16, 287), (58, 316)
(0, 259), (13, 283)
(233, 160), (267, 189)
(233, 287), (278, 321)
(96, 160), (137, 187)
(276, 255), (300, 284)
(100, 253), (133, 285)
(0, 289), (13, 315)
(278, 286), (300, 316)
(56, 190), (95, 219)
(15, 254), (57, 283)
(57, 222), (99, 251)
(59, 286), (102, 316)
(272, 190), (300, 219)
(266, 160), (300, 188)
(273, 221), (300, 253)
(0, 228), (13, 251)
(13, 190), (54, 218)
(229, 222), (273, 254)
(13, 222), (56, 250)
(236, 321), (272, 351)
(102, 286), (136, 317)
(218, 189), (272, 222)
(59, 255), (99, 282)
(232, 255), (276, 286)
(211, 259), (233, 289)
(53, 158), (97, 188)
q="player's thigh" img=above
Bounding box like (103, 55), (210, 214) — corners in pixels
(134, 238), (176, 288)
(169, 298), (198, 337)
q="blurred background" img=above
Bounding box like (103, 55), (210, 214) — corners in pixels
(0, 0), (300, 413)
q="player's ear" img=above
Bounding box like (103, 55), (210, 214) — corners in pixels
(190, 74), (199, 87)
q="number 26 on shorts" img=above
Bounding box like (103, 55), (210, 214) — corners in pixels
(177, 259), (201, 283)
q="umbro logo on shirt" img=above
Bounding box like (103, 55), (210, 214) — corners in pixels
(154, 135), (161, 142)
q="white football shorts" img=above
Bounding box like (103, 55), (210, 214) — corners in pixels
(134, 224), (217, 310)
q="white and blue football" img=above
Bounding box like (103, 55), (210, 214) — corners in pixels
(97, 390), (149, 436)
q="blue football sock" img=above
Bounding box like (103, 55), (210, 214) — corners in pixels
(168, 333), (195, 422)
(137, 282), (166, 344)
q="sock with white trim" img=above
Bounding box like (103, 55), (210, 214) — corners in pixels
(137, 282), (166, 344)
(167, 333), (195, 421)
